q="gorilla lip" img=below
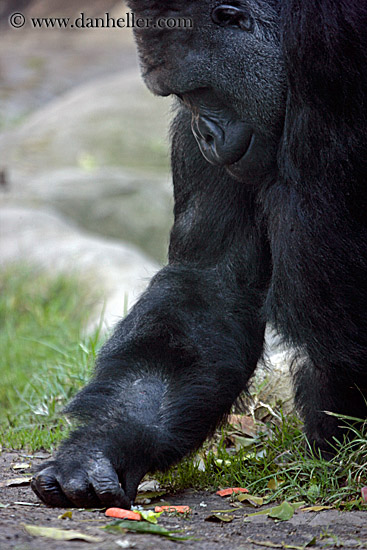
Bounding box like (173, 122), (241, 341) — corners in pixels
(194, 122), (254, 168)
(179, 90), (255, 168)
(226, 132), (256, 168)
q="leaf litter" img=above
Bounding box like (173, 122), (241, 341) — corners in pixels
(104, 519), (197, 541)
(245, 501), (305, 521)
(22, 524), (102, 543)
(0, 476), (33, 487)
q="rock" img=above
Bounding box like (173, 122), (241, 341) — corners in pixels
(0, 70), (170, 174)
(0, 69), (173, 262)
(0, 206), (159, 331)
(0, 12), (136, 130)
(2, 167), (173, 263)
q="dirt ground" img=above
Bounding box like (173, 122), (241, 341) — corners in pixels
(1, 451), (367, 550)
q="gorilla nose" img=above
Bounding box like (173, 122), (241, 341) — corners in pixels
(191, 114), (253, 166)
(196, 116), (224, 150)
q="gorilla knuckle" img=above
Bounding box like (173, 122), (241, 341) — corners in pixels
(62, 476), (88, 496)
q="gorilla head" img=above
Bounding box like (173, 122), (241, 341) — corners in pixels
(127, 0), (287, 182)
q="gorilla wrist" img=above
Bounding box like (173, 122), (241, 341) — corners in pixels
(63, 368), (239, 471)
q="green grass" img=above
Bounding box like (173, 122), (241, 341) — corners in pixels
(1, 264), (366, 508)
(157, 415), (367, 509)
(0, 265), (102, 450)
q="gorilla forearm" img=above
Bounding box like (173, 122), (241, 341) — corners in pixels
(66, 259), (267, 469)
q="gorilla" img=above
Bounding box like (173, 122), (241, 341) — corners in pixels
(32, 0), (367, 508)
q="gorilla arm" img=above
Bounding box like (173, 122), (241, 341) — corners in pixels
(31, 108), (271, 508)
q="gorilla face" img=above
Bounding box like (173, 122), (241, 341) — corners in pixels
(127, 0), (287, 182)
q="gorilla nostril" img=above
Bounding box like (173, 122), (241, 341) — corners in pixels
(196, 115), (224, 145)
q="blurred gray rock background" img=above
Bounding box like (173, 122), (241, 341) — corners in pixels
(0, 1), (172, 264)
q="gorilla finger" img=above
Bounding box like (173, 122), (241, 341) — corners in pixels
(88, 462), (130, 508)
(61, 471), (101, 508)
(124, 469), (146, 505)
(31, 467), (72, 507)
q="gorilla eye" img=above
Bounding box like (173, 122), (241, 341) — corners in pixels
(211, 4), (254, 32)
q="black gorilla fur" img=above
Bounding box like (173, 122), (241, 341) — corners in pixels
(32, 0), (367, 508)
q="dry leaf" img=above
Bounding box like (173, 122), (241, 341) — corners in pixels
(248, 537), (317, 550)
(138, 480), (161, 492)
(205, 513), (234, 523)
(268, 501), (295, 521)
(58, 510), (73, 519)
(14, 502), (40, 507)
(211, 508), (241, 513)
(245, 501), (305, 521)
(154, 505), (191, 514)
(247, 540), (283, 549)
(267, 478), (278, 490)
(236, 494), (264, 507)
(20, 452), (51, 459)
(22, 524), (102, 542)
(115, 540), (137, 549)
(11, 462), (31, 471)
(104, 520), (195, 541)
(301, 505), (334, 512)
(232, 435), (257, 450)
(135, 490), (166, 504)
(228, 414), (257, 436)
(0, 477), (32, 488)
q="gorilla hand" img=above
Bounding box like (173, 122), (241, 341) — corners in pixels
(32, 455), (148, 509)
(31, 418), (152, 508)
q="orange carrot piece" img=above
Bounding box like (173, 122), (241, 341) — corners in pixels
(105, 508), (141, 520)
(216, 487), (249, 497)
(154, 505), (191, 514)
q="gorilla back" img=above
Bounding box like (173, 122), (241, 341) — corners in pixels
(31, 0), (367, 508)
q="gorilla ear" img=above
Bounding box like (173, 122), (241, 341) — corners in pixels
(280, 0), (367, 184)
